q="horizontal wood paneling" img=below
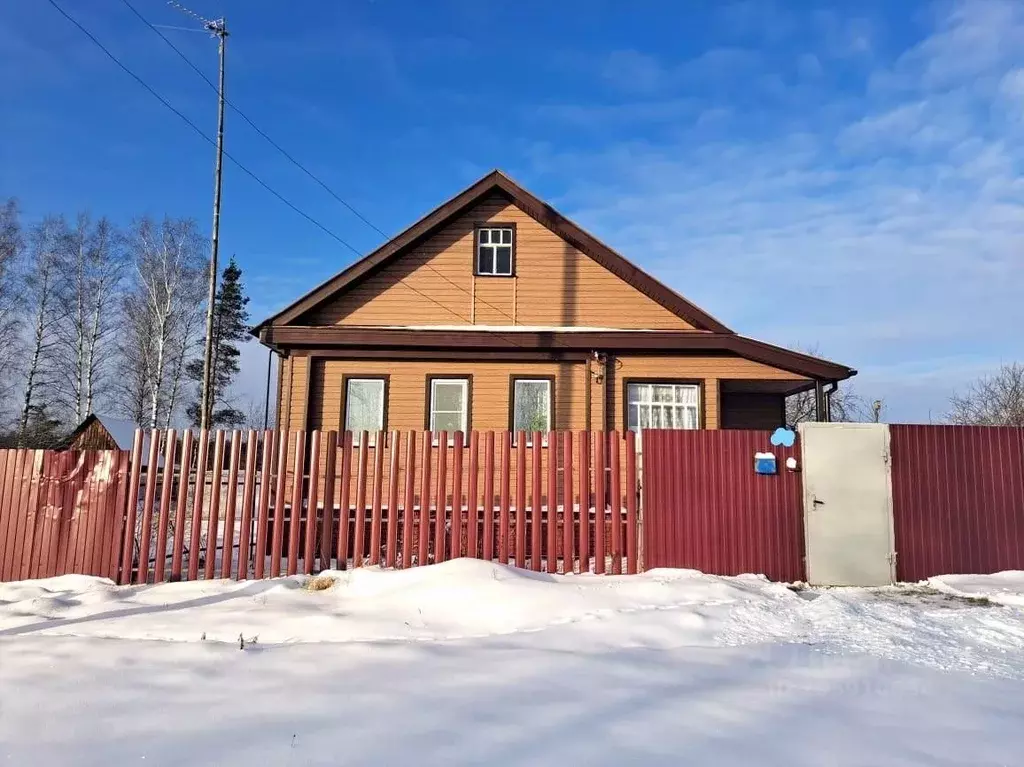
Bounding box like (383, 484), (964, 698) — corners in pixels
(283, 355), (807, 439)
(304, 195), (694, 330)
(610, 355), (807, 431)
(310, 360), (587, 433)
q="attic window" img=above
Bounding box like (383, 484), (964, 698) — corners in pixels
(476, 226), (515, 276)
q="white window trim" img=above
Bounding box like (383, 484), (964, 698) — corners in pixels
(476, 227), (514, 276)
(344, 378), (386, 446)
(626, 382), (701, 433)
(429, 378), (469, 446)
(511, 378), (552, 447)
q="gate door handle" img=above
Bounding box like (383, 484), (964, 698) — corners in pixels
(812, 496), (825, 506)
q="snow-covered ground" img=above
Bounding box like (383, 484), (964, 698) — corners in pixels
(2, 562), (1023, 765)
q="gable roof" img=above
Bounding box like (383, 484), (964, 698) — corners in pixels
(253, 170), (732, 334)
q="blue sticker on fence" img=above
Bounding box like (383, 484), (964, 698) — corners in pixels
(770, 427), (796, 448)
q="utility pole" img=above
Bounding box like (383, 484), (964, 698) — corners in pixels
(199, 16), (228, 430)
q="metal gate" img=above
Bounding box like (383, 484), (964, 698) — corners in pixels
(800, 423), (894, 586)
(640, 429), (805, 582)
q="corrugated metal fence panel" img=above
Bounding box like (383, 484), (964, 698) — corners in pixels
(890, 425), (1024, 582)
(641, 429), (804, 582)
(0, 449), (127, 582)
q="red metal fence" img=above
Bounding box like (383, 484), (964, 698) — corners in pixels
(1, 429), (640, 584)
(890, 425), (1024, 582)
(641, 429), (804, 582)
(0, 450), (130, 582)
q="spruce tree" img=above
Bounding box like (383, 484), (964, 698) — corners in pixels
(187, 257), (250, 426)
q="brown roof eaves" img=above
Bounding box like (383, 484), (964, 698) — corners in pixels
(261, 326), (856, 382)
(252, 170), (732, 334)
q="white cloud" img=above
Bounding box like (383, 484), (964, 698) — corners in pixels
(526, 0), (1024, 421)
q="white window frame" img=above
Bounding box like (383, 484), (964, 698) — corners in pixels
(626, 382), (701, 433)
(429, 377), (469, 445)
(344, 377), (386, 446)
(476, 227), (514, 276)
(511, 378), (552, 446)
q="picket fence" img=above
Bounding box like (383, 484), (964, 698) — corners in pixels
(0, 429), (640, 584)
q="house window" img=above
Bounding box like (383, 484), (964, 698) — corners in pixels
(476, 226), (514, 276)
(344, 377), (386, 444)
(626, 382), (700, 432)
(428, 377), (470, 441)
(511, 378), (552, 443)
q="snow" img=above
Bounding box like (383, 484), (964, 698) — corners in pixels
(928, 571), (1024, 606)
(2, 562), (1024, 765)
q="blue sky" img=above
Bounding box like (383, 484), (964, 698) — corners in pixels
(2, 0), (1022, 422)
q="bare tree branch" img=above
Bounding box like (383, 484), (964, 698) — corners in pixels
(947, 363), (1024, 426)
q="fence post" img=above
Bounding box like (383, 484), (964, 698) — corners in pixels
(237, 430), (259, 580)
(434, 432), (448, 564)
(135, 430), (161, 584)
(320, 432), (338, 571)
(221, 430), (243, 579)
(609, 431), (622, 575)
(304, 431), (322, 575)
(482, 432), (495, 562)
(154, 430), (178, 583)
(287, 431), (307, 576)
(188, 430), (210, 582)
(369, 430), (385, 566)
(254, 430), (276, 580)
(205, 430), (227, 580)
(120, 430), (145, 585)
(450, 431), (464, 562)
(636, 432), (644, 573)
(386, 430), (401, 567)
(401, 431), (416, 568)
(467, 431), (480, 561)
(170, 430), (194, 581)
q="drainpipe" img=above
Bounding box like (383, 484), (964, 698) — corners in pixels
(814, 380), (826, 422)
(823, 381), (839, 423)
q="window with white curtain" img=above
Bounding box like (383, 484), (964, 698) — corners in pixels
(344, 378), (386, 444)
(626, 382), (700, 432)
(429, 378), (469, 442)
(511, 378), (552, 444)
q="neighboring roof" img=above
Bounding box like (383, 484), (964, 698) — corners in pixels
(66, 414), (141, 450)
(252, 169), (733, 334)
(66, 415), (163, 465)
(261, 326), (857, 382)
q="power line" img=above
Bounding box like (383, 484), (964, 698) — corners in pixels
(45, 0), (363, 257)
(120, 0), (545, 335)
(120, 0), (389, 240)
(50, 0), (567, 351)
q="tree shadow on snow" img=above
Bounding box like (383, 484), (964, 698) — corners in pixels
(0, 580), (278, 638)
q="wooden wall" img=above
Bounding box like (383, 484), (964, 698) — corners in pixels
(301, 194), (694, 331)
(277, 353), (807, 436)
(609, 355), (806, 431)
(306, 359), (588, 433)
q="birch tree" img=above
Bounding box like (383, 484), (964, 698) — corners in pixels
(118, 217), (205, 427)
(53, 214), (125, 421)
(0, 199), (22, 405)
(18, 216), (66, 444)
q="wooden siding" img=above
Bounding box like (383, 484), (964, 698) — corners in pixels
(302, 194), (694, 330)
(609, 355), (807, 431)
(721, 392), (786, 430)
(67, 420), (119, 451)
(308, 359), (588, 433)
(279, 353), (807, 438)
